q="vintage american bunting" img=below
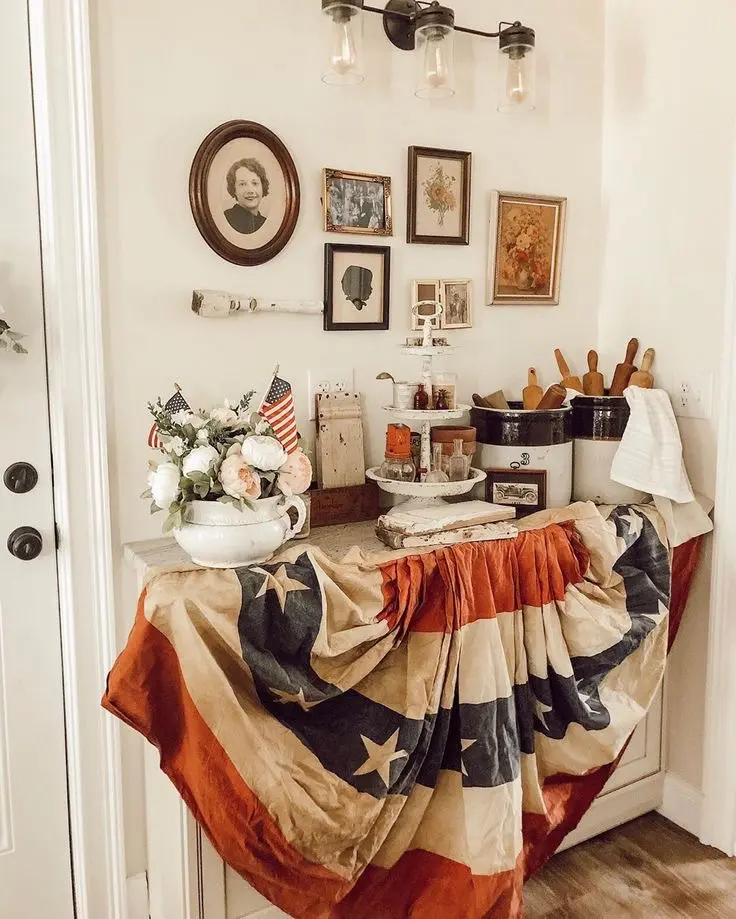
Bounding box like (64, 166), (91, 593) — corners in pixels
(104, 503), (700, 918)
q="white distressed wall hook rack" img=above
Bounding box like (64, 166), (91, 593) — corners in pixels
(191, 289), (324, 318)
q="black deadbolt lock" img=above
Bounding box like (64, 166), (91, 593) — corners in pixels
(4, 462), (38, 494)
(7, 526), (43, 561)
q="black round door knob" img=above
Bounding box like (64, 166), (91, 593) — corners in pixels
(7, 526), (43, 561)
(4, 462), (39, 494)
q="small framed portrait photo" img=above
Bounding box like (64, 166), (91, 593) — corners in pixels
(411, 279), (441, 331)
(324, 243), (391, 331)
(440, 279), (472, 329)
(485, 468), (547, 518)
(323, 169), (392, 236)
(189, 120), (300, 267)
(489, 191), (567, 305)
(407, 146), (472, 245)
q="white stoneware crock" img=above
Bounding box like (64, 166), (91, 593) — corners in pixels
(173, 495), (306, 568)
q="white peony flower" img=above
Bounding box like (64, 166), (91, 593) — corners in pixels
(241, 435), (287, 472)
(209, 407), (239, 426)
(254, 418), (272, 436)
(218, 454), (261, 500)
(165, 436), (187, 457)
(226, 443), (242, 457)
(196, 427), (211, 441)
(148, 462), (180, 510)
(171, 409), (207, 430)
(182, 445), (219, 477)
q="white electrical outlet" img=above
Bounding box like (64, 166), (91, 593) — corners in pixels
(307, 368), (355, 419)
(673, 374), (713, 420)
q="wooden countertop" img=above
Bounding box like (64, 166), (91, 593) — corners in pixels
(124, 520), (386, 580)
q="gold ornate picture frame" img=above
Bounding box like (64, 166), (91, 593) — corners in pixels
(488, 191), (567, 305)
(323, 169), (393, 236)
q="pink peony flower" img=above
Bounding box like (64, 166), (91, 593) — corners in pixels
(277, 449), (312, 496)
(218, 454), (261, 500)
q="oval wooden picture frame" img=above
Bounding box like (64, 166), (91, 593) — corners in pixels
(189, 120), (300, 267)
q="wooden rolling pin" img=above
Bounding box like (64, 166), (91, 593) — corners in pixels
(583, 350), (605, 396)
(554, 349), (584, 393)
(609, 338), (640, 396)
(522, 369), (543, 410)
(535, 384), (567, 411)
(629, 348), (655, 389)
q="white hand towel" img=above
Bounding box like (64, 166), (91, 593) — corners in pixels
(611, 388), (694, 503)
(611, 387), (713, 546)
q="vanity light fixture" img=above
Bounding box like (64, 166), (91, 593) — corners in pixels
(320, 0), (536, 112)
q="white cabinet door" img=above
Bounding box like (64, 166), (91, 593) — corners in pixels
(0, 2), (74, 916)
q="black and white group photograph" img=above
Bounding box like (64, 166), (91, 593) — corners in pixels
(323, 169), (392, 236)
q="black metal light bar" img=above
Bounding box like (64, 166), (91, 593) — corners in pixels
(362, 1), (534, 50)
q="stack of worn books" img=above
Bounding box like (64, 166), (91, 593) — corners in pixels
(376, 501), (517, 550)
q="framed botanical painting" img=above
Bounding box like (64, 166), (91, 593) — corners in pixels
(489, 191), (567, 305)
(407, 146), (472, 245)
(485, 468), (547, 518)
(440, 279), (472, 329)
(324, 244), (391, 331)
(189, 120), (300, 266)
(411, 279), (441, 331)
(323, 169), (392, 236)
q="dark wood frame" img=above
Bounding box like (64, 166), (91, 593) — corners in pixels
(323, 168), (393, 237)
(407, 145), (472, 245)
(189, 120), (300, 267)
(323, 243), (391, 331)
(485, 468), (548, 518)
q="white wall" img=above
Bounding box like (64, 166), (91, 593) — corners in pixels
(91, 0), (605, 874)
(600, 0), (736, 792)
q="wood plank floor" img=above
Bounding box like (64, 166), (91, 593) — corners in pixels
(525, 813), (736, 918)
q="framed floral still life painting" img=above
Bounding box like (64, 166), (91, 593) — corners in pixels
(189, 120), (300, 267)
(324, 243), (391, 331)
(323, 169), (392, 236)
(407, 146), (472, 245)
(489, 191), (567, 305)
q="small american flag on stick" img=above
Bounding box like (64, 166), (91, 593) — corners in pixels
(260, 373), (298, 454)
(148, 388), (190, 449)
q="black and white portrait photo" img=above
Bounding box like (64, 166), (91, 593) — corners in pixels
(189, 121), (300, 266)
(324, 243), (391, 331)
(224, 157), (269, 235)
(323, 169), (392, 237)
(440, 279), (473, 329)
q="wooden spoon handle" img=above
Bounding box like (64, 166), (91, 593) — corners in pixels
(528, 367), (538, 387)
(554, 349), (571, 378)
(640, 347), (655, 373)
(588, 350), (598, 372)
(624, 337), (639, 365)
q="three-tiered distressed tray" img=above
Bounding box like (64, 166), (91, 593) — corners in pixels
(368, 342), (486, 514)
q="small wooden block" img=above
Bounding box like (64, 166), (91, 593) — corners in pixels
(309, 482), (379, 528)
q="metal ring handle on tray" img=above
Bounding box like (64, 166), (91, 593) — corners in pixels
(282, 494), (307, 539)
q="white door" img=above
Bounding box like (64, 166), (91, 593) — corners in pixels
(0, 2), (75, 916)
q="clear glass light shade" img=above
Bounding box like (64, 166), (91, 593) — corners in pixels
(322, 2), (365, 85)
(415, 23), (455, 99)
(498, 43), (536, 113)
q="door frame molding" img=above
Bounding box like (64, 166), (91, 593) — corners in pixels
(701, 128), (736, 858)
(28, 0), (127, 916)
